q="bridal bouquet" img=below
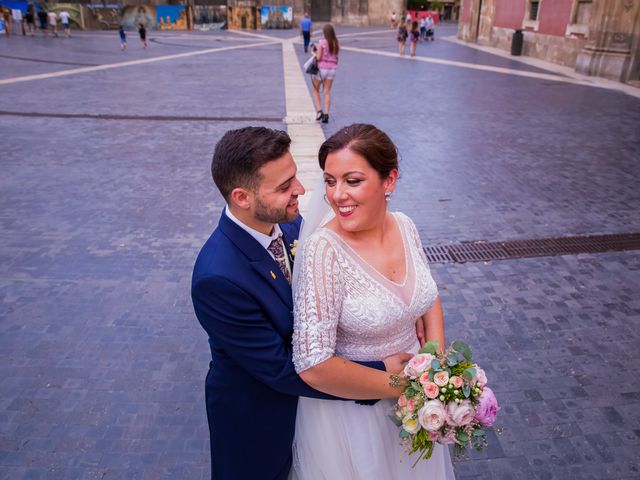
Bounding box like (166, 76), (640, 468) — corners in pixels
(390, 340), (499, 464)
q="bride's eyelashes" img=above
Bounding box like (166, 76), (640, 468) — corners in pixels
(323, 177), (363, 187)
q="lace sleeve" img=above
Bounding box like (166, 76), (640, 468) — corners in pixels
(292, 233), (342, 373)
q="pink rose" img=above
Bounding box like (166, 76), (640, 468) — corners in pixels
(473, 366), (488, 387)
(474, 386), (499, 426)
(403, 354), (434, 378)
(419, 373), (430, 385)
(406, 398), (416, 412)
(417, 400), (446, 432)
(447, 400), (476, 426)
(433, 371), (449, 387)
(449, 375), (463, 389)
(398, 394), (408, 408)
(423, 382), (439, 399)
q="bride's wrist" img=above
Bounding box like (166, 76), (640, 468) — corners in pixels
(388, 374), (407, 390)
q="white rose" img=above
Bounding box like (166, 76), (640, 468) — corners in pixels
(417, 400), (447, 432)
(402, 414), (421, 434)
(447, 400), (476, 426)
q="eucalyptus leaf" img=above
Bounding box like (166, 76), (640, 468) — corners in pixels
(462, 367), (477, 381)
(456, 431), (469, 444)
(431, 359), (441, 371)
(420, 340), (439, 355)
(462, 385), (471, 398)
(473, 428), (486, 437)
(399, 429), (410, 439)
(452, 340), (472, 361)
(388, 415), (402, 427)
(447, 354), (458, 367)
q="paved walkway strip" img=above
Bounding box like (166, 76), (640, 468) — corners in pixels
(281, 38), (326, 214)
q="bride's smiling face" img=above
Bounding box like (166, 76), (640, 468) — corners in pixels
(323, 147), (397, 233)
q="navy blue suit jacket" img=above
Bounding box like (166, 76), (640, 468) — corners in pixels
(192, 211), (383, 480)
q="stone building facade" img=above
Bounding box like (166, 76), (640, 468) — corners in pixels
(457, 0), (640, 84)
(225, 0), (407, 28)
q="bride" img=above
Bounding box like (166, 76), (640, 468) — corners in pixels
(291, 124), (455, 479)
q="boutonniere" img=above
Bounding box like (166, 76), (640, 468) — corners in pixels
(290, 240), (298, 259)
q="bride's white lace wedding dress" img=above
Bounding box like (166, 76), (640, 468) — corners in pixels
(291, 212), (456, 480)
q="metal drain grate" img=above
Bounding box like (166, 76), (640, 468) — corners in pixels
(423, 233), (640, 264)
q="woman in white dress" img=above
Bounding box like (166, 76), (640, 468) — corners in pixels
(292, 124), (455, 479)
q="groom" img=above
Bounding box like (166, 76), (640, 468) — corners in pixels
(192, 127), (395, 480)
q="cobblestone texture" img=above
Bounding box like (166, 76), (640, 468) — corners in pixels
(1, 24), (639, 479)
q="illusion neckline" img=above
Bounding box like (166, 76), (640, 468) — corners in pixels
(321, 212), (411, 288)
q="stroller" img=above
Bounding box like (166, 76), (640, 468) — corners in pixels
(425, 28), (435, 41)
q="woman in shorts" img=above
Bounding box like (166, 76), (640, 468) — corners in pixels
(312, 24), (339, 124)
(397, 21), (408, 56)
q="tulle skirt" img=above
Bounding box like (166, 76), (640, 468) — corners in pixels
(292, 396), (456, 480)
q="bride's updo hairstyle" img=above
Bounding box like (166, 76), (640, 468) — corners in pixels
(318, 124), (399, 179)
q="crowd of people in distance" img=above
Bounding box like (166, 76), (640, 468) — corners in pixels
(0, 4), (70, 37)
(394, 11), (436, 57)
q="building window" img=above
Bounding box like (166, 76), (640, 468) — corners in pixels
(530, 1), (540, 20)
(522, 0), (542, 31)
(566, 0), (592, 37)
(574, 0), (592, 25)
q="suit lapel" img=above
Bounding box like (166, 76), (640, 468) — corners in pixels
(218, 212), (293, 310)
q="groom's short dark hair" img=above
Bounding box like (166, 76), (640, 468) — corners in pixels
(211, 127), (292, 201)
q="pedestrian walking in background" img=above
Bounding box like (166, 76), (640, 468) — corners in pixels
(420, 16), (426, 41)
(390, 11), (397, 29)
(138, 23), (147, 49)
(37, 7), (47, 37)
(47, 10), (58, 37)
(405, 11), (411, 25)
(311, 24), (339, 124)
(25, 4), (35, 36)
(2, 7), (12, 35)
(59, 9), (70, 37)
(409, 20), (419, 57)
(397, 21), (408, 56)
(119, 25), (127, 50)
(425, 14), (435, 41)
(300, 13), (311, 53)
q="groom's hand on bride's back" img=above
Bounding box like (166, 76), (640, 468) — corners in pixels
(383, 352), (412, 374)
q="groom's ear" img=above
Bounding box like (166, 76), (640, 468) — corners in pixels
(229, 187), (253, 210)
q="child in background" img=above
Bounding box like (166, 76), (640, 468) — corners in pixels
(119, 25), (127, 50)
(138, 23), (147, 49)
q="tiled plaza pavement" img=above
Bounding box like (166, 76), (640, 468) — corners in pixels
(1, 24), (639, 479)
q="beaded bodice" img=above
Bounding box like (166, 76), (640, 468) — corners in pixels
(292, 212), (438, 372)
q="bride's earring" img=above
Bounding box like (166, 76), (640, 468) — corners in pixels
(384, 191), (392, 202)
(323, 194), (330, 205)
